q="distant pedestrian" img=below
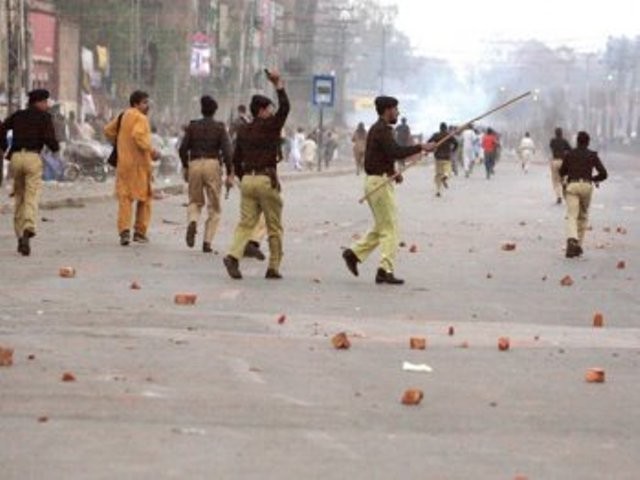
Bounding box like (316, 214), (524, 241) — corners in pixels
(559, 131), (607, 258)
(481, 127), (500, 179)
(549, 127), (571, 204)
(428, 122), (458, 197)
(518, 132), (536, 173)
(394, 117), (412, 168)
(461, 125), (477, 178)
(301, 134), (318, 171)
(0, 89), (60, 256)
(104, 90), (160, 246)
(323, 131), (338, 169)
(289, 127), (304, 171)
(352, 122), (367, 175)
(179, 95), (233, 253)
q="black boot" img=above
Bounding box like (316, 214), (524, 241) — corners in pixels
(244, 241), (266, 261)
(203, 242), (213, 253)
(133, 232), (149, 243)
(375, 268), (404, 285)
(565, 238), (581, 258)
(186, 221), (196, 248)
(223, 255), (242, 279)
(342, 248), (360, 277)
(18, 230), (34, 256)
(265, 268), (283, 280)
(120, 229), (131, 246)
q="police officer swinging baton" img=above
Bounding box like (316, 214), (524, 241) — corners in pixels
(358, 91), (532, 204)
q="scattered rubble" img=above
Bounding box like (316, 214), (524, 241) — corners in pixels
(448, 326), (455, 336)
(617, 261), (626, 270)
(331, 332), (351, 350)
(174, 293), (197, 305)
(585, 368), (605, 383)
(409, 337), (426, 350)
(616, 226), (628, 235)
(560, 275), (574, 287)
(498, 337), (511, 351)
(277, 314), (286, 325)
(409, 244), (418, 253)
(0, 346), (14, 366)
(59, 267), (76, 278)
(130, 281), (142, 290)
(61, 372), (76, 382)
(401, 389), (424, 406)
(593, 312), (604, 328)
(501, 242), (517, 251)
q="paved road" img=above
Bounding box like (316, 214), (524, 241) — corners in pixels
(1, 153), (638, 479)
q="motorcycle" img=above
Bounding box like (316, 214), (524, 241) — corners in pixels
(63, 140), (111, 182)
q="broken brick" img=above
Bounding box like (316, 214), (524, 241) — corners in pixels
(498, 337), (510, 351)
(27, 354), (36, 361)
(617, 261), (626, 270)
(277, 314), (286, 325)
(560, 275), (574, 287)
(399, 241), (407, 248)
(486, 273), (493, 279)
(401, 389), (424, 405)
(61, 372), (76, 382)
(0, 346), (14, 367)
(130, 281), (142, 290)
(593, 312), (604, 328)
(174, 293), (197, 305)
(59, 267), (76, 278)
(501, 243), (517, 251)
(409, 244), (418, 253)
(331, 332), (351, 350)
(409, 337), (427, 350)
(448, 326), (455, 336)
(37, 416), (49, 423)
(585, 368), (605, 383)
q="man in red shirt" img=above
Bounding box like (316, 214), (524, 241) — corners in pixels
(481, 128), (499, 179)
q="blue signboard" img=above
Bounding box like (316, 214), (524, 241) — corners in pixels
(312, 75), (335, 107)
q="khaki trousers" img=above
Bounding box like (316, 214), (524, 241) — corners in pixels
(118, 196), (152, 235)
(251, 214), (267, 244)
(351, 175), (398, 273)
(188, 159), (222, 244)
(565, 181), (593, 244)
(434, 159), (452, 194)
(12, 151), (43, 237)
(228, 174), (284, 270)
(550, 159), (563, 199)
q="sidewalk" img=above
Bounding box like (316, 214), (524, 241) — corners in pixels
(0, 164), (357, 213)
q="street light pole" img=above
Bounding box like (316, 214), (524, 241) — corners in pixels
(379, 23), (386, 94)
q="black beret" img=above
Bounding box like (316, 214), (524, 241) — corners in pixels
(250, 94), (273, 116)
(28, 89), (50, 104)
(375, 95), (398, 114)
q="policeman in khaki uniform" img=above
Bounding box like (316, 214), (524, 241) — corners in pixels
(223, 69), (290, 280)
(342, 96), (435, 285)
(179, 95), (233, 253)
(559, 131), (607, 258)
(549, 127), (571, 204)
(0, 89), (60, 256)
(428, 122), (458, 197)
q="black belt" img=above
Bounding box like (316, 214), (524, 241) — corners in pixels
(245, 168), (270, 175)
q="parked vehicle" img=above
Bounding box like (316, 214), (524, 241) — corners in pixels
(63, 140), (110, 182)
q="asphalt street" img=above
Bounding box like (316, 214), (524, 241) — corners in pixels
(0, 153), (638, 479)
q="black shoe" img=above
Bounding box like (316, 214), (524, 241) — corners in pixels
(556, 197), (562, 205)
(244, 241), (266, 261)
(133, 232), (149, 243)
(565, 238), (581, 258)
(223, 255), (242, 279)
(186, 221), (196, 248)
(342, 248), (360, 277)
(265, 268), (283, 280)
(17, 230), (34, 256)
(120, 230), (131, 246)
(375, 268), (404, 285)
(436, 192), (442, 198)
(203, 242), (213, 253)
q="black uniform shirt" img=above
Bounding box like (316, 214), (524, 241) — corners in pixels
(179, 118), (232, 175)
(365, 118), (422, 176)
(233, 88), (290, 176)
(549, 137), (571, 159)
(0, 107), (59, 157)
(559, 146), (608, 183)
(428, 131), (458, 160)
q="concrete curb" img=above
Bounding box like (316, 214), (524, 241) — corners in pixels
(34, 166), (356, 211)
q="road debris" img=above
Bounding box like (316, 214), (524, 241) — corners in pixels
(0, 346), (14, 366)
(560, 275), (574, 287)
(617, 260), (626, 270)
(401, 389), (424, 405)
(409, 337), (426, 350)
(61, 372), (77, 382)
(130, 281), (142, 290)
(501, 242), (517, 251)
(402, 361), (433, 373)
(409, 244), (418, 253)
(585, 368), (605, 383)
(593, 312), (604, 328)
(59, 267), (76, 278)
(448, 326), (455, 336)
(277, 314), (286, 325)
(331, 332), (351, 350)
(498, 337), (511, 351)
(174, 293), (197, 305)
(616, 226), (628, 235)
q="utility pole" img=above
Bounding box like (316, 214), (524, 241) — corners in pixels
(6, 0), (28, 114)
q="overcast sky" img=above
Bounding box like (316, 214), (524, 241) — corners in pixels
(394, 1), (640, 63)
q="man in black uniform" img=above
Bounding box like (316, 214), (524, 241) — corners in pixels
(559, 131), (607, 258)
(223, 69), (290, 280)
(342, 96), (435, 285)
(0, 89), (60, 256)
(428, 122), (458, 197)
(549, 127), (572, 204)
(179, 95), (233, 253)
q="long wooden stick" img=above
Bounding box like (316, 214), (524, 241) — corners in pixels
(358, 91), (532, 204)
